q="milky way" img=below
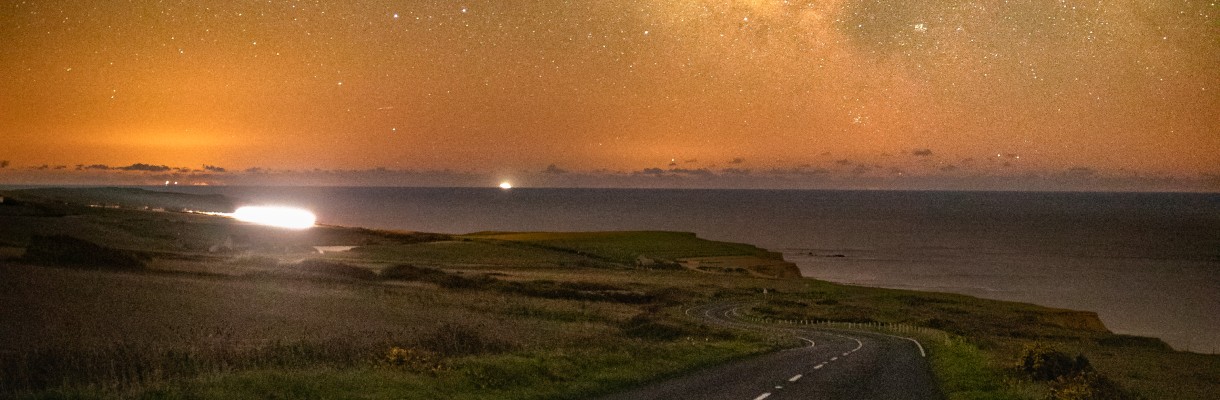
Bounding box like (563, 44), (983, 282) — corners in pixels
(2, 0), (1217, 189)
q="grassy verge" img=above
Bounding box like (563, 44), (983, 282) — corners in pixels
(926, 339), (1039, 400)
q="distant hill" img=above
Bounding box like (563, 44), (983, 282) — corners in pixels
(5, 187), (237, 213)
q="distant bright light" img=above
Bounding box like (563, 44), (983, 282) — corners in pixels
(499, 182), (513, 190)
(232, 206), (316, 229)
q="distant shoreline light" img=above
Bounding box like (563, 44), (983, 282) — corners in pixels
(499, 182), (513, 190)
(231, 206), (317, 229)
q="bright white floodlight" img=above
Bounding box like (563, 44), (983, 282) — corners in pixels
(232, 206), (317, 229)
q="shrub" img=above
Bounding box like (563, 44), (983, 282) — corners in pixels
(494, 280), (654, 303)
(228, 255), (280, 268)
(385, 347), (444, 373)
(380, 263), (441, 280)
(459, 355), (553, 390)
(620, 314), (693, 341)
(22, 235), (144, 270)
(1016, 343), (1092, 381)
(291, 259), (377, 281)
(380, 264), (495, 289)
(418, 323), (511, 356)
(1047, 371), (1132, 400)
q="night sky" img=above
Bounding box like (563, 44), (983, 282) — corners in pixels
(2, 1), (1218, 190)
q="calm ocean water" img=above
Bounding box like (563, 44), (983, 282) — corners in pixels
(162, 186), (1220, 352)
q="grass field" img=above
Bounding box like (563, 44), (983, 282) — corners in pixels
(1, 188), (1216, 399)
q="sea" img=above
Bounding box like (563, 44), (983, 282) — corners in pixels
(158, 186), (1220, 352)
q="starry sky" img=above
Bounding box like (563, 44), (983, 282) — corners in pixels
(2, 0), (1218, 190)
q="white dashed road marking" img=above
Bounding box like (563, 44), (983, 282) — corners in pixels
(789, 374), (802, 382)
(753, 393), (771, 400)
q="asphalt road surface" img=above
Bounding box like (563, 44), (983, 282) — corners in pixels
(598, 303), (942, 400)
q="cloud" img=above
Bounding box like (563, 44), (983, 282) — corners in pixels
(768, 167), (830, 176)
(670, 168), (714, 177)
(912, 149), (934, 157)
(5, 160), (1218, 192)
(203, 165), (227, 173)
(0, 160), (8, 168)
(633, 168), (716, 177)
(116, 163), (171, 172)
(684, 159), (698, 164)
(729, 157), (745, 164)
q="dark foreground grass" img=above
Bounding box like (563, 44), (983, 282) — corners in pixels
(104, 340), (765, 400)
(0, 260), (774, 398)
(8, 340), (769, 400)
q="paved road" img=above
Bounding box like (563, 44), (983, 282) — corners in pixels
(598, 303), (942, 400)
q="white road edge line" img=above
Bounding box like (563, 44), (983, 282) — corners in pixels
(876, 333), (926, 358)
(789, 374), (802, 382)
(753, 392), (771, 400)
(798, 337), (816, 347)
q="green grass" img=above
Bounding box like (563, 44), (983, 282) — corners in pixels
(927, 339), (1038, 400)
(335, 240), (607, 269)
(464, 231), (780, 264)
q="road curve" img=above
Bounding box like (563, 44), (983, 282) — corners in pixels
(597, 303), (942, 400)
